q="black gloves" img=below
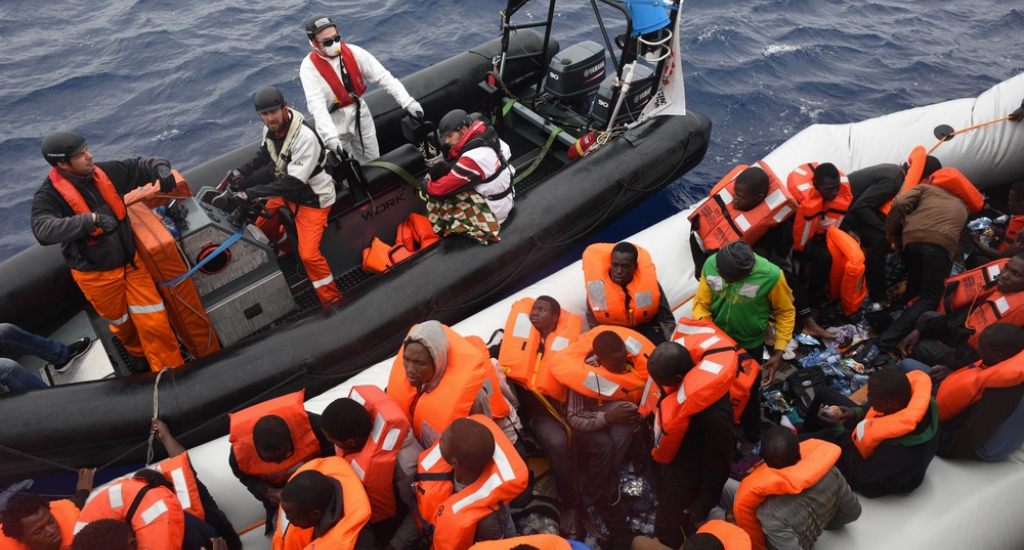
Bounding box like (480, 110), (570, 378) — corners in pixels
(157, 165), (176, 193)
(93, 213), (118, 233)
(229, 169), (245, 191)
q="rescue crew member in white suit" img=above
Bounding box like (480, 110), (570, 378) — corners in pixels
(299, 14), (423, 164)
(231, 87), (341, 303)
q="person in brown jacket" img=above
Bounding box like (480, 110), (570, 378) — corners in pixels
(877, 159), (969, 353)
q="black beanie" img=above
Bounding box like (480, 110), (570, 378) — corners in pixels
(716, 241), (756, 281)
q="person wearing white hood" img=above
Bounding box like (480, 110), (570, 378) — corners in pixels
(299, 14), (424, 164)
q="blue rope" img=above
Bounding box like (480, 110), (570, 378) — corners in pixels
(157, 226), (245, 287)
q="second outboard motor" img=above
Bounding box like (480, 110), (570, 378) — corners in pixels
(591, 63), (656, 127)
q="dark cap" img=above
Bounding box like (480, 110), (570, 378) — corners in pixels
(438, 109), (471, 137)
(41, 131), (87, 167)
(716, 241), (756, 282)
(254, 87), (287, 113)
(305, 14), (336, 39)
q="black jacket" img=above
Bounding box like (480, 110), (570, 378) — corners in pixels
(938, 382), (1024, 459)
(668, 393), (735, 520)
(31, 157), (169, 272)
(843, 163), (904, 235)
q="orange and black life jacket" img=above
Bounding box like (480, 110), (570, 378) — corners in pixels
(583, 243), (662, 327)
(937, 351), (1024, 422)
(965, 290), (1024, 350)
(228, 390), (324, 486)
(414, 415), (528, 550)
(75, 478), (185, 550)
(940, 258), (1008, 313)
(697, 520), (754, 550)
(638, 319), (740, 464)
(469, 534), (571, 550)
(50, 166), (126, 238)
(271, 457), (371, 550)
(689, 161), (796, 253)
(852, 371), (932, 458)
(786, 163), (852, 251)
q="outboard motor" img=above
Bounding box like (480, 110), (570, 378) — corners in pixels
(591, 63), (656, 127)
(544, 41), (606, 113)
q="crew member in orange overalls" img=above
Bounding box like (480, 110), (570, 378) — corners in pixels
(31, 131), (183, 372)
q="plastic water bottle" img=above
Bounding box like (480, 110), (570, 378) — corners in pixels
(160, 216), (179, 238)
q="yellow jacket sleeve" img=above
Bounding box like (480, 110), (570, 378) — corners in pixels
(693, 273), (713, 321)
(767, 273), (796, 352)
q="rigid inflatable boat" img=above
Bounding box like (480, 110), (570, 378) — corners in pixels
(0, 0), (711, 481)
(80, 73), (1019, 550)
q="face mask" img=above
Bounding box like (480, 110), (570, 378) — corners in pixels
(324, 41), (342, 57)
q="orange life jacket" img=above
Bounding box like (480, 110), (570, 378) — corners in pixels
(937, 351), (1024, 422)
(548, 326), (653, 405)
(852, 371), (932, 458)
(152, 451), (205, 521)
(697, 519), (753, 550)
(689, 161), (796, 253)
(307, 45), (367, 109)
(271, 457), (371, 550)
(729, 351), (763, 425)
(638, 319), (740, 464)
(0, 500), (79, 550)
(924, 168), (985, 214)
(786, 163), (852, 251)
(391, 213), (441, 263)
(825, 226), (867, 315)
(583, 243), (662, 327)
(468, 534), (571, 550)
(965, 290), (1024, 350)
(75, 478), (185, 550)
(361, 237), (394, 274)
(940, 258), (1007, 313)
(497, 297), (583, 401)
(128, 201), (220, 358)
(1003, 215), (1024, 251)
(387, 325), (489, 445)
(49, 166), (127, 238)
(414, 415), (528, 550)
(336, 385), (410, 524)
(733, 439), (841, 550)
(463, 335), (512, 421)
(228, 390), (324, 485)
(879, 145), (928, 216)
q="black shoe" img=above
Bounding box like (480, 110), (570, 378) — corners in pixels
(52, 337), (92, 372)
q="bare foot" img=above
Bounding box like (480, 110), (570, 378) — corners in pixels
(801, 317), (835, 340)
(560, 507), (579, 538)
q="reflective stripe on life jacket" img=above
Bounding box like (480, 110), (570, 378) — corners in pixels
(228, 390), (323, 485)
(689, 161), (796, 253)
(271, 457), (371, 550)
(965, 290), (1024, 350)
(497, 297), (583, 401)
(697, 520), (754, 550)
(786, 163), (852, 251)
(825, 226), (867, 315)
(852, 370), (932, 458)
(75, 478), (185, 550)
(469, 534), (571, 550)
(152, 451), (205, 520)
(940, 258), (1007, 313)
(414, 415), (528, 550)
(638, 319), (740, 464)
(733, 439), (841, 550)
(307, 45), (367, 110)
(583, 243), (662, 326)
(938, 351), (1024, 422)
(387, 325), (489, 445)
(49, 166), (127, 237)
(548, 326), (653, 405)
(336, 385), (410, 524)
(0, 500), (80, 550)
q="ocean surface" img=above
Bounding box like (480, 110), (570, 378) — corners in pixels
(1, 0), (1021, 263)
